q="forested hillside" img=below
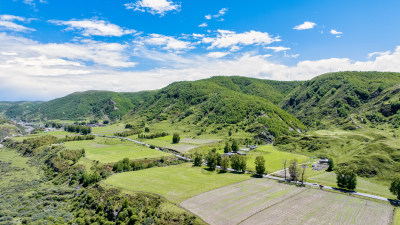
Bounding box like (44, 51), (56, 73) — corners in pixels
(0, 101), (42, 119)
(280, 71), (400, 129)
(126, 77), (305, 139)
(28, 90), (154, 121)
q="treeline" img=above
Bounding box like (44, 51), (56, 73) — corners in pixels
(64, 125), (92, 135)
(60, 135), (95, 142)
(112, 157), (180, 173)
(138, 132), (169, 139)
(114, 130), (142, 137)
(45, 121), (63, 128)
(193, 149), (247, 173)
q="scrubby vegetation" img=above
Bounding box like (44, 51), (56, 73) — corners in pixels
(1, 134), (204, 224)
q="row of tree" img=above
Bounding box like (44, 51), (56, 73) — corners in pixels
(224, 140), (239, 153)
(138, 132), (169, 139)
(60, 135), (95, 142)
(64, 125), (92, 135)
(193, 150), (266, 175)
(114, 130), (142, 137)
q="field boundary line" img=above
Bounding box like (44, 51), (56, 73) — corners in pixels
(237, 187), (310, 225)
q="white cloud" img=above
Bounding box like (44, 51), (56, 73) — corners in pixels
(293, 21), (317, 30)
(0, 15), (26, 22)
(192, 33), (205, 38)
(0, 33), (136, 69)
(0, 14), (35, 32)
(203, 8), (228, 22)
(124, 0), (180, 16)
(207, 52), (229, 58)
(203, 30), (281, 49)
(49, 19), (135, 37)
(143, 34), (194, 51)
(330, 29), (343, 37)
(3, 32), (400, 101)
(265, 46), (291, 52)
(198, 22), (208, 28)
(368, 51), (391, 58)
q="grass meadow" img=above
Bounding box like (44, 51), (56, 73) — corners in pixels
(103, 163), (251, 203)
(64, 136), (172, 163)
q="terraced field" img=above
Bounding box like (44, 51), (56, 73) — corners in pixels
(181, 179), (393, 225)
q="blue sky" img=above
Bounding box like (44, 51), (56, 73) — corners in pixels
(1, 0), (400, 100)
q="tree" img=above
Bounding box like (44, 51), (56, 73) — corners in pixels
(390, 175), (400, 200)
(231, 154), (246, 173)
(231, 139), (239, 153)
(231, 154), (240, 171)
(239, 155), (247, 173)
(327, 158), (334, 171)
(336, 167), (357, 190)
(220, 156), (230, 172)
(224, 141), (231, 153)
(193, 152), (203, 167)
(205, 151), (217, 170)
(300, 165), (307, 185)
(145, 127), (150, 132)
(288, 159), (298, 181)
(172, 133), (180, 144)
(255, 156), (266, 176)
(282, 159), (287, 181)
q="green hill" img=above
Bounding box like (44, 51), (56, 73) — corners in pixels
(126, 77), (305, 139)
(29, 90), (154, 121)
(0, 101), (42, 119)
(280, 71), (400, 129)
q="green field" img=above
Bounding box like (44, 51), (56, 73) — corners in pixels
(64, 137), (172, 163)
(245, 145), (309, 173)
(103, 163), (251, 203)
(307, 171), (395, 199)
(92, 123), (129, 136)
(10, 130), (74, 141)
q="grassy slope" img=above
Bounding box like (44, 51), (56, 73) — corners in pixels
(281, 71), (400, 127)
(307, 171), (395, 199)
(64, 136), (171, 163)
(275, 127), (400, 181)
(245, 145), (309, 173)
(103, 163), (251, 203)
(125, 77), (305, 140)
(28, 90), (153, 121)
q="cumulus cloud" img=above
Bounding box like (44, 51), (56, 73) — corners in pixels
(2, 32), (400, 101)
(265, 46), (291, 52)
(203, 30), (281, 49)
(205, 8), (228, 21)
(49, 19), (135, 37)
(0, 33), (136, 70)
(207, 52), (229, 58)
(293, 21), (317, 30)
(198, 22), (208, 28)
(368, 51), (391, 59)
(330, 29), (343, 37)
(0, 14), (35, 32)
(142, 34), (194, 51)
(124, 0), (180, 16)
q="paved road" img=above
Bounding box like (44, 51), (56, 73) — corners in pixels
(99, 134), (396, 204)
